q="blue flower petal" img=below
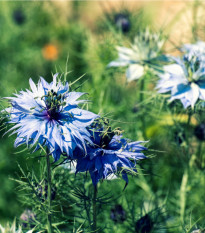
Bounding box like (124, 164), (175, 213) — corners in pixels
(76, 130), (147, 186)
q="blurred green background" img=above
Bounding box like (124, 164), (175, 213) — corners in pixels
(1, 1), (205, 232)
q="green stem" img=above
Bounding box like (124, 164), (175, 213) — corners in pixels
(139, 78), (144, 103)
(92, 186), (97, 232)
(139, 78), (146, 139)
(180, 169), (188, 224)
(84, 199), (92, 227)
(46, 153), (53, 233)
(186, 111), (192, 150)
(197, 141), (203, 169)
(187, 111), (192, 127)
(72, 0), (80, 20)
(192, 0), (199, 42)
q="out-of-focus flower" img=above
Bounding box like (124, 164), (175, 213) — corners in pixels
(157, 53), (205, 108)
(135, 214), (154, 233)
(114, 13), (130, 33)
(108, 29), (165, 81)
(42, 44), (59, 61)
(4, 74), (97, 161)
(194, 123), (205, 141)
(0, 219), (33, 233)
(20, 210), (36, 228)
(191, 230), (205, 233)
(13, 9), (25, 25)
(75, 122), (147, 186)
(183, 41), (205, 60)
(134, 202), (169, 233)
(110, 204), (126, 223)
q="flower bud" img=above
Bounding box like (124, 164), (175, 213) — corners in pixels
(13, 9), (25, 25)
(135, 214), (153, 233)
(114, 13), (131, 33)
(194, 123), (205, 141)
(110, 204), (126, 223)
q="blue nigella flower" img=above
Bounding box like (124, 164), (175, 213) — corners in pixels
(156, 53), (205, 108)
(75, 125), (147, 186)
(183, 41), (205, 59)
(4, 74), (97, 161)
(108, 28), (165, 81)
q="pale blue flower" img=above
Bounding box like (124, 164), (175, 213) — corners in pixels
(108, 29), (165, 81)
(157, 53), (205, 108)
(0, 219), (34, 233)
(4, 74), (97, 161)
(183, 41), (205, 58)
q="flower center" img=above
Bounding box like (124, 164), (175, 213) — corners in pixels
(100, 128), (115, 148)
(44, 90), (66, 120)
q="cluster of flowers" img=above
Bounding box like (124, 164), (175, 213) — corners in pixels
(4, 74), (147, 186)
(4, 28), (205, 233)
(5, 30), (205, 187)
(109, 29), (205, 109)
